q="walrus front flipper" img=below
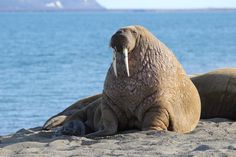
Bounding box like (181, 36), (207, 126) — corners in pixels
(142, 107), (169, 131)
(43, 115), (68, 130)
(42, 94), (102, 130)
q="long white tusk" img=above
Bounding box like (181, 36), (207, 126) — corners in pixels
(123, 48), (130, 77)
(112, 50), (118, 77)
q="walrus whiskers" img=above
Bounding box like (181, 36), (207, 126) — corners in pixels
(112, 49), (118, 77)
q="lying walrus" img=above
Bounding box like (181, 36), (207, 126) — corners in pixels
(43, 25), (201, 136)
(43, 94), (102, 131)
(191, 68), (236, 120)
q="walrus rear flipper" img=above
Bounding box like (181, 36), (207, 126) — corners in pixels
(42, 94), (102, 130)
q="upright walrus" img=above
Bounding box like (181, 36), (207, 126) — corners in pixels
(43, 25), (201, 137)
(82, 25), (201, 137)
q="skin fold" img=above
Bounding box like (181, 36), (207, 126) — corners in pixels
(43, 25), (201, 137)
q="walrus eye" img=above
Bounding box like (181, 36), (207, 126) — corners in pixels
(123, 48), (130, 77)
(112, 49), (118, 78)
(131, 30), (137, 35)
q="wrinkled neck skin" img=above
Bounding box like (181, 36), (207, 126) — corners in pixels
(104, 31), (185, 112)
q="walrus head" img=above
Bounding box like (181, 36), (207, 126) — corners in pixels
(110, 26), (139, 77)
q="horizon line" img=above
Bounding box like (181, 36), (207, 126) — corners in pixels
(107, 7), (236, 10)
(0, 7), (236, 12)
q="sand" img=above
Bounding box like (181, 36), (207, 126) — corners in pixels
(1, 119), (236, 156)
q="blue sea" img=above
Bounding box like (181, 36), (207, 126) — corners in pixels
(0, 11), (236, 135)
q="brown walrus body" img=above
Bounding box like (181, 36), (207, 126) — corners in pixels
(43, 25), (201, 136)
(191, 68), (236, 120)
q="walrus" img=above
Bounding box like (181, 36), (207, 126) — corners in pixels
(191, 68), (236, 120)
(43, 25), (201, 136)
(43, 94), (103, 136)
(60, 97), (102, 136)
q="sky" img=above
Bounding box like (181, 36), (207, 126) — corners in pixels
(96, 0), (236, 9)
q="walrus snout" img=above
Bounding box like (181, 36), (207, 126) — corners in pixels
(110, 29), (135, 53)
(111, 35), (130, 77)
(110, 33), (129, 52)
(110, 28), (137, 78)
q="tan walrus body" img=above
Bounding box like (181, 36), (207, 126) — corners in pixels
(191, 68), (236, 120)
(43, 25), (201, 136)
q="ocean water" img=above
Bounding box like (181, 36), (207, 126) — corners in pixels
(0, 11), (236, 135)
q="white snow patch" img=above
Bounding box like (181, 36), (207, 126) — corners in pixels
(46, 1), (63, 9)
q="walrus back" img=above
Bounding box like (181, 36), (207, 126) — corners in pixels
(191, 68), (236, 120)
